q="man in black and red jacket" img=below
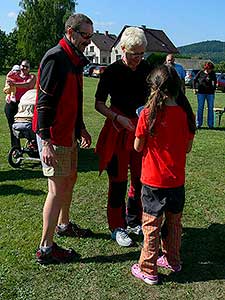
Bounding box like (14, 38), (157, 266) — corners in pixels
(33, 13), (93, 264)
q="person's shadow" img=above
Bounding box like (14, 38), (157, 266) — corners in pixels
(164, 223), (225, 283)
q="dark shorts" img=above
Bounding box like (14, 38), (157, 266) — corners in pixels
(141, 184), (185, 217)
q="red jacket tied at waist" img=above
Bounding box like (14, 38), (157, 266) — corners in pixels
(95, 108), (138, 174)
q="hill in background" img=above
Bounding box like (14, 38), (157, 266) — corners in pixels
(178, 40), (225, 64)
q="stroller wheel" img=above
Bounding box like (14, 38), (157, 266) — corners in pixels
(8, 146), (23, 168)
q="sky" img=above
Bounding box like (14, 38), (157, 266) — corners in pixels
(1, 0), (225, 47)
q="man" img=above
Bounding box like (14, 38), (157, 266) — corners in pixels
(33, 13), (93, 264)
(165, 53), (186, 93)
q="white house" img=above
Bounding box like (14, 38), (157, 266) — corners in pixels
(84, 31), (117, 65)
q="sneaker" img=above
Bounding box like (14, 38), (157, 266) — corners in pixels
(55, 221), (93, 238)
(36, 242), (79, 265)
(157, 255), (182, 272)
(127, 224), (143, 236)
(111, 227), (133, 247)
(131, 264), (158, 285)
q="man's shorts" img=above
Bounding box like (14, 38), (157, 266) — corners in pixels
(37, 135), (78, 177)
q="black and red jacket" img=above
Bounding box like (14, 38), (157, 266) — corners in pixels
(33, 36), (89, 147)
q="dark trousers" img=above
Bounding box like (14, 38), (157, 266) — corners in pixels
(106, 144), (142, 231)
(4, 102), (20, 148)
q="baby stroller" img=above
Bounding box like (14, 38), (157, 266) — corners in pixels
(8, 89), (40, 168)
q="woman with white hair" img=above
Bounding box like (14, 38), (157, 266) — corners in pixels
(95, 26), (152, 247)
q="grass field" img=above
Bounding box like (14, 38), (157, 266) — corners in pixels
(0, 74), (224, 300)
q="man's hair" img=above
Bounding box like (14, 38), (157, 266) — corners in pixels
(21, 60), (30, 68)
(120, 27), (147, 51)
(65, 13), (93, 31)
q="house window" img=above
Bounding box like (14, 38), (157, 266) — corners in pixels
(116, 55), (121, 61)
(90, 46), (94, 52)
(115, 49), (118, 54)
(102, 57), (107, 64)
(108, 57), (111, 64)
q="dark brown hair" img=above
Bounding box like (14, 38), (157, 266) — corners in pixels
(145, 64), (196, 135)
(65, 13), (93, 31)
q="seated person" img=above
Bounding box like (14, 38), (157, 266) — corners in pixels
(12, 89), (37, 148)
(3, 65), (21, 103)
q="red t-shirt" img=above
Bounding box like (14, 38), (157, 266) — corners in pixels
(15, 74), (35, 102)
(135, 106), (194, 188)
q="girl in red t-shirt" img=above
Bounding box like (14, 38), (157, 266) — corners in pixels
(131, 64), (196, 285)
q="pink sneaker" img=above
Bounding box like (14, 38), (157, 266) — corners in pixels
(131, 264), (158, 285)
(157, 255), (182, 272)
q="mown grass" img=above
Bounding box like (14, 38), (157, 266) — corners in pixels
(0, 74), (224, 300)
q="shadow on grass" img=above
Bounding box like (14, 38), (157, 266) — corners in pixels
(0, 183), (45, 196)
(197, 126), (225, 131)
(78, 147), (99, 172)
(0, 169), (43, 182)
(81, 250), (140, 264)
(164, 223), (225, 283)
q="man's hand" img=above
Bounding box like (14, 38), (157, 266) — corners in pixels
(42, 140), (57, 167)
(80, 128), (92, 148)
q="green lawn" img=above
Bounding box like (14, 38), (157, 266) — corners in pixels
(0, 75), (224, 300)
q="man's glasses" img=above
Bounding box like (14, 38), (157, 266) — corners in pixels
(71, 28), (93, 40)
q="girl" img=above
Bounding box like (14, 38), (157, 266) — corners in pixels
(131, 64), (196, 285)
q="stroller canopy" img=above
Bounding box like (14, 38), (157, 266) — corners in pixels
(14, 89), (36, 121)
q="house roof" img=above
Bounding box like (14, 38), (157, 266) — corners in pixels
(91, 31), (117, 51)
(112, 25), (178, 53)
(175, 58), (213, 70)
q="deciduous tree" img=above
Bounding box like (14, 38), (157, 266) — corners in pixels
(0, 29), (7, 71)
(17, 0), (77, 66)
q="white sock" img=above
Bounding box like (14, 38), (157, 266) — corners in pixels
(40, 245), (52, 254)
(57, 223), (69, 230)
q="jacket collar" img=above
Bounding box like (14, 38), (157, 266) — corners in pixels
(59, 36), (89, 68)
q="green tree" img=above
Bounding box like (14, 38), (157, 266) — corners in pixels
(146, 52), (167, 67)
(5, 29), (21, 68)
(215, 62), (225, 73)
(0, 29), (7, 72)
(17, 0), (77, 66)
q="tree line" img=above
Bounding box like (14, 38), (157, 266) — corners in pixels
(0, 0), (77, 72)
(1, 1), (225, 73)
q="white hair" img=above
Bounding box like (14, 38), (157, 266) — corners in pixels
(120, 27), (147, 51)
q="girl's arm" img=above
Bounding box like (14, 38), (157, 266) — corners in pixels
(134, 136), (145, 152)
(186, 140), (193, 153)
